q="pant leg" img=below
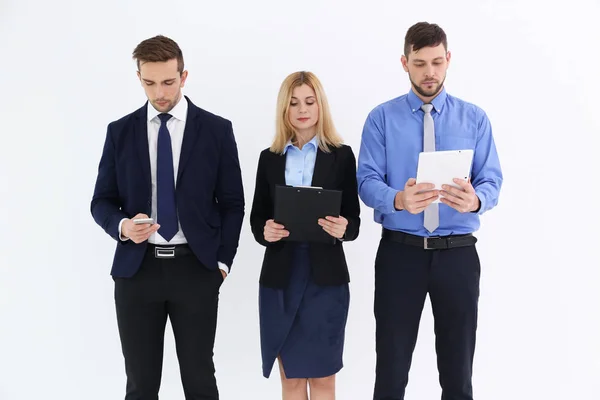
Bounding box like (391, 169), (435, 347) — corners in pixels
(165, 254), (223, 400)
(373, 239), (430, 400)
(114, 254), (168, 400)
(429, 245), (481, 400)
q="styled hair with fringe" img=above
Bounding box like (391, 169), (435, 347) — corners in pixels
(132, 35), (184, 73)
(404, 22), (448, 59)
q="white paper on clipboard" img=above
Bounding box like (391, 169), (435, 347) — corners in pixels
(416, 149), (474, 203)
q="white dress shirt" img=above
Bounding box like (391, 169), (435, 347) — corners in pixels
(118, 95), (229, 274)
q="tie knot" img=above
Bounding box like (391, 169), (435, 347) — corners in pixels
(421, 104), (433, 113)
(158, 113), (172, 124)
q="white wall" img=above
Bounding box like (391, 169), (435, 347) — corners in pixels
(1, 0), (599, 399)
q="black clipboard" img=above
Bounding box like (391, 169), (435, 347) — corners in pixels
(273, 185), (342, 244)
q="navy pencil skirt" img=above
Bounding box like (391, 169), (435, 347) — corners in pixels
(259, 243), (350, 379)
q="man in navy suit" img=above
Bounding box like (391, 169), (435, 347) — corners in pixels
(91, 35), (244, 400)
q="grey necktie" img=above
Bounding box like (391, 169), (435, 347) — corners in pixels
(421, 104), (439, 233)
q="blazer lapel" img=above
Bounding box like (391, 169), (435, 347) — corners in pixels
(311, 147), (335, 187)
(176, 97), (202, 185)
(134, 104), (152, 190)
(274, 151), (287, 185)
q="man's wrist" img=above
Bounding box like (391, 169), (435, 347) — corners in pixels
(218, 262), (230, 275)
(118, 218), (130, 241)
(394, 191), (405, 211)
(471, 195), (481, 213)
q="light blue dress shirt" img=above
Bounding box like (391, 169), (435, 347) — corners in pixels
(357, 88), (503, 236)
(283, 136), (319, 186)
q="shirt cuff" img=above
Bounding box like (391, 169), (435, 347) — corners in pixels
(218, 262), (229, 275)
(387, 188), (401, 214)
(118, 218), (129, 241)
(474, 190), (486, 215)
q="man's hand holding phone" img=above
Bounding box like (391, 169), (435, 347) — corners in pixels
(122, 213), (160, 243)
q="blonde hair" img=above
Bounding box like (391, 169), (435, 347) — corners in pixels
(270, 71), (343, 154)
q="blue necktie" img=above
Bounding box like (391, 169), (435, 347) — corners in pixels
(157, 113), (178, 241)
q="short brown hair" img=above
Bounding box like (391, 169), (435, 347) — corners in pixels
(132, 35), (184, 73)
(404, 22), (447, 58)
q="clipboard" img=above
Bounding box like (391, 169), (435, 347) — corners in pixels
(273, 185), (342, 244)
(416, 149), (474, 203)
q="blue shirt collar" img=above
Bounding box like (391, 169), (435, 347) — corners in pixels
(407, 86), (447, 115)
(283, 135), (319, 154)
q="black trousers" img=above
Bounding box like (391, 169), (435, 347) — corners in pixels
(113, 247), (224, 400)
(373, 237), (481, 400)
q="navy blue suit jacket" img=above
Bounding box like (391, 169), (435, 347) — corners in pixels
(91, 96), (245, 277)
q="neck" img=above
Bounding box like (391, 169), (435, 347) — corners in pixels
(294, 130), (316, 150)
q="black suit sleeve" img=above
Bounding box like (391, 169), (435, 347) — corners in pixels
(250, 150), (276, 247)
(340, 146), (361, 241)
(215, 121), (245, 268)
(91, 123), (128, 242)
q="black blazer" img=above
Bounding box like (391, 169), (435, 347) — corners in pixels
(250, 144), (360, 289)
(91, 96), (245, 277)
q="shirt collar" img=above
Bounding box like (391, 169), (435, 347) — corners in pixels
(147, 94), (188, 122)
(283, 135), (319, 154)
(407, 87), (447, 115)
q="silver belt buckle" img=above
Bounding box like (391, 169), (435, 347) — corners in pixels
(424, 236), (439, 250)
(155, 246), (176, 258)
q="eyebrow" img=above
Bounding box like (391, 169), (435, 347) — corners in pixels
(291, 96), (316, 100)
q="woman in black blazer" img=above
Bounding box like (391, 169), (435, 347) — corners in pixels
(250, 71), (360, 399)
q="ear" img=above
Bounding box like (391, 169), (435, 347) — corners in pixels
(136, 70), (142, 85)
(446, 51), (452, 67)
(180, 70), (189, 87)
(401, 55), (409, 72)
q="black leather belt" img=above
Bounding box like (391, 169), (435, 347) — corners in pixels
(382, 228), (477, 250)
(147, 243), (193, 259)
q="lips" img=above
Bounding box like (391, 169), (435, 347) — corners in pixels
(297, 118), (310, 122)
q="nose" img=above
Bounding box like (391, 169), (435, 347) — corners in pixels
(299, 103), (308, 113)
(425, 65), (436, 79)
(156, 85), (165, 99)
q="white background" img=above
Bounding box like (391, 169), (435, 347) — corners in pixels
(1, 0), (599, 399)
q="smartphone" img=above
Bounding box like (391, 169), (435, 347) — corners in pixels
(133, 218), (154, 225)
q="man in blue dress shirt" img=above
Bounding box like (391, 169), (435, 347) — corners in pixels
(357, 22), (503, 400)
